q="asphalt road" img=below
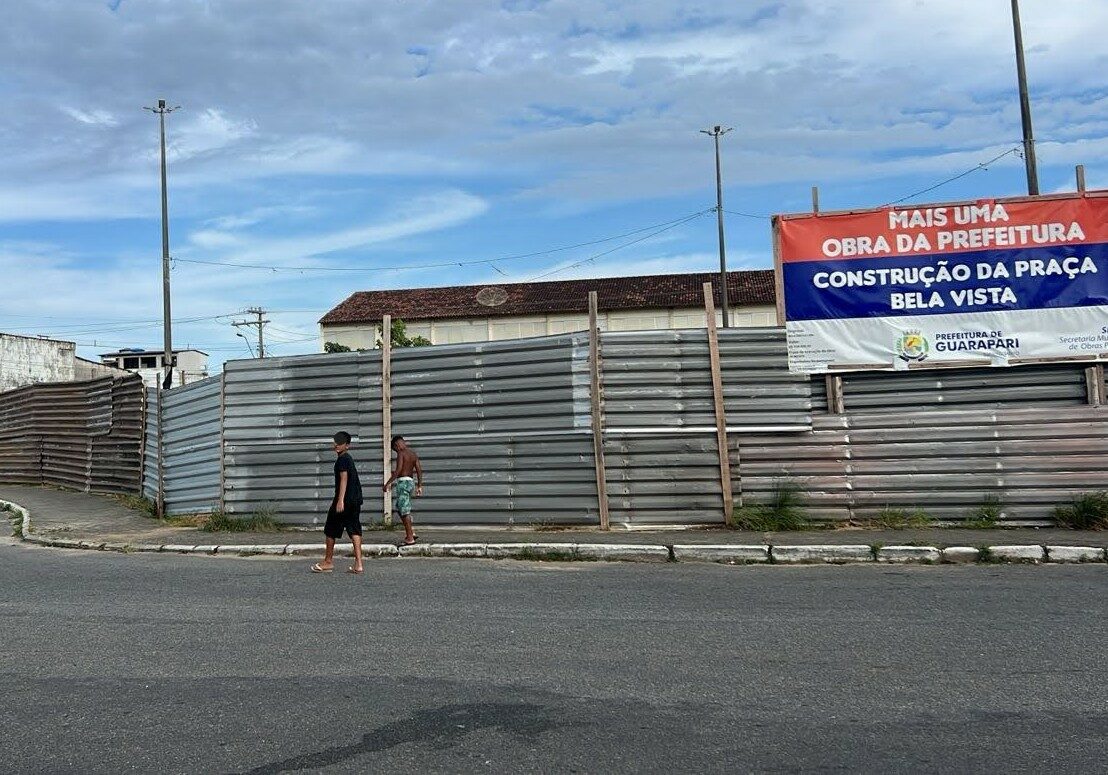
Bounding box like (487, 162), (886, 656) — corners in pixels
(1, 539), (1106, 774)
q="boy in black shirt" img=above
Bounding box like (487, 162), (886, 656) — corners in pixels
(311, 431), (364, 574)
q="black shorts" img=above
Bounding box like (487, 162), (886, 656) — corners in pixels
(324, 500), (363, 539)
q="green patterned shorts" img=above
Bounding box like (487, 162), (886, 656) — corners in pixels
(394, 477), (416, 516)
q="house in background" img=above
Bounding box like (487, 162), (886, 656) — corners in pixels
(99, 348), (209, 388)
(0, 332), (124, 393)
(319, 270), (777, 348)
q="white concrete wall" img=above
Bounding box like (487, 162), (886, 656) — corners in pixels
(73, 359), (127, 382)
(321, 304), (778, 349)
(0, 334), (77, 392)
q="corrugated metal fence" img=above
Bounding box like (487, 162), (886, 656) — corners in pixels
(5, 329), (1104, 527)
(0, 374), (144, 493)
(162, 378), (222, 514)
(170, 329), (1106, 527)
(222, 352), (384, 522)
(216, 329), (814, 526)
(743, 362), (1107, 521)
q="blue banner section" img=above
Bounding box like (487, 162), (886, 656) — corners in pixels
(783, 242), (1108, 322)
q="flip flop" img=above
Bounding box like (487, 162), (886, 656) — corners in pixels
(347, 566), (364, 574)
(310, 563), (333, 573)
(398, 538), (418, 547)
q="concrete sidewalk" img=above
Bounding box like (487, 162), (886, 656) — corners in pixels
(4, 484), (1107, 558)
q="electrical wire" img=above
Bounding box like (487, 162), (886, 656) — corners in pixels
(527, 209), (714, 282)
(881, 146), (1023, 207)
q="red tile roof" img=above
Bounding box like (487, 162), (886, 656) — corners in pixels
(319, 270), (775, 324)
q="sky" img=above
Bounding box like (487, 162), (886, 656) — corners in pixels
(0, 0), (1105, 371)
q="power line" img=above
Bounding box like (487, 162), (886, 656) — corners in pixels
(528, 209), (714, 282)
(1, 312), (239, 337)
(882, 147), (1023, 207)
(168, 210), (715, 274)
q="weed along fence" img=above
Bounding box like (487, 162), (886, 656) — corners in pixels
(0, 374), (144, 494)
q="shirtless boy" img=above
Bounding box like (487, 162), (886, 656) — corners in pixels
(383, 435), (423, 546)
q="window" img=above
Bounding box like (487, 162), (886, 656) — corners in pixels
(122, 357), (140, 369)
(672, 312), (706, 329)
(433, 321), (486, 344)
(548, 317), (589, 335)
(607, 313), (670, 332)
(489, 318), (546, 340)
(140, 356), (158, 368)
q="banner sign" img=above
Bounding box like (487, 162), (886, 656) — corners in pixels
(775, 193), (1108, 373)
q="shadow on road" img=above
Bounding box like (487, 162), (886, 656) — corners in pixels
(241, 701), (573, 774)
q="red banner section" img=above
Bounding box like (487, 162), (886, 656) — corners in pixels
(778, 195), (1108, 264)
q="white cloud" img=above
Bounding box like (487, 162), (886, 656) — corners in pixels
(62, 107), (118, 126)
(187, 189), (488, 265)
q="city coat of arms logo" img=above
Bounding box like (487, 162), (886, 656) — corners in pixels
(896, 330), (930, 362)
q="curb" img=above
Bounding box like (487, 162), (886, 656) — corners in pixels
(671, 545), (770, 564)
(772, 545), (873, 564)
(5, 499), (1108, 567)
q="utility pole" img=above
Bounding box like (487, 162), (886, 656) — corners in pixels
(1010, 0), (1039, 195)
(700, 125), (733, 327)
(143, 98), (180, 387)
(233, 308), (270, 358)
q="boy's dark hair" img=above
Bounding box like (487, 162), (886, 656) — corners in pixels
(391, 434), (404, 449)
(334, 431), (352, 445)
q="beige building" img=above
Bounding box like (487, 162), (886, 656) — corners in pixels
(320, 270), (777, 348)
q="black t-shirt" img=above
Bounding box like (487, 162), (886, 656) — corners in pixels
(334, 452), (363, 505)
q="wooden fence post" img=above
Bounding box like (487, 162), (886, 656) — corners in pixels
(703, 282), (737, 523)
(1085, 365), (1105, 406)
(381, 314), (393, 527)
(824, 374), (845, 414)
(588, 292), (611, 530)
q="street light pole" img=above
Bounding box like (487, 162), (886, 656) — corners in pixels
(144, 98), (180, 387)
(701, 125), (733, 327)
(1010, 0), (1039, 195)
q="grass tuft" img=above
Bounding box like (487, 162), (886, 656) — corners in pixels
(1053, 491), (1108, 530)
(115, 494), (159, 519)
(860, 507), (933, 530)
(732, 479), (808, 531)
(202, 505), (282, 533)
(3, 502), (23, 537)
(962, 495), (1002, 528)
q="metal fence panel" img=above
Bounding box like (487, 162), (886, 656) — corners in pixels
(222, 351), (383, 524)
(600, 328), (811, 431)
(391, 334), (591, 436)
(838, 362), (1090, 412)
(739, 405), (1108, 522)
(142, 388), (159, 501)
(0, 375), (143, 494)
(161, 377), (222, 515)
